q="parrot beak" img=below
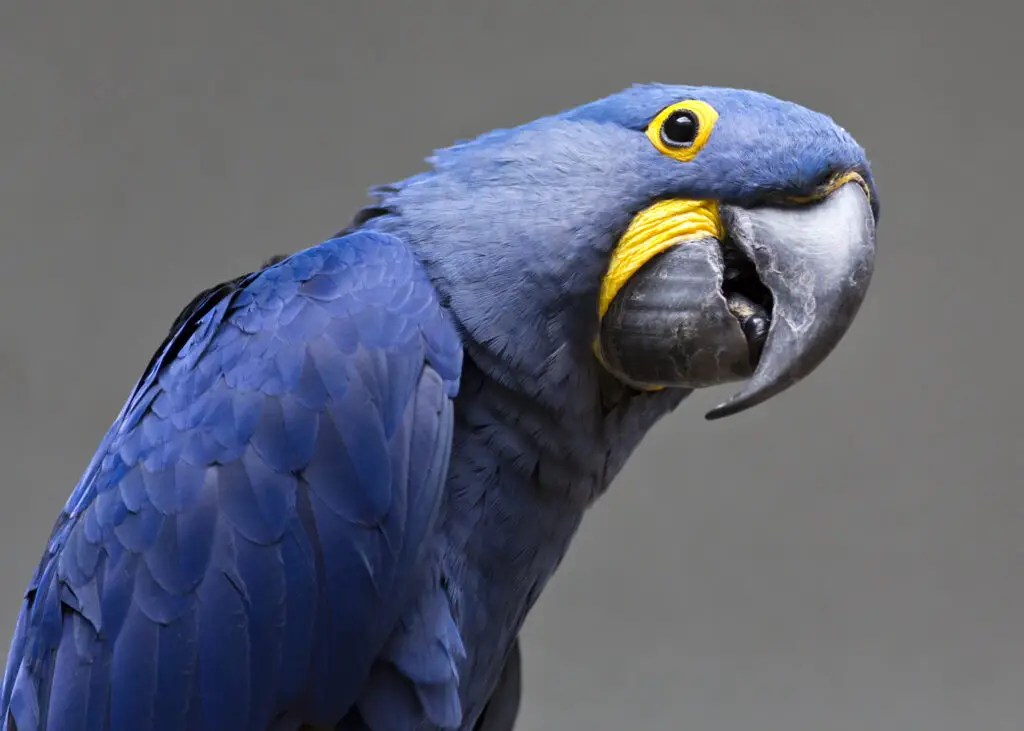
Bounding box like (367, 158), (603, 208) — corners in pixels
(704, 180), (876, 419)
(597, 179), (876, 418)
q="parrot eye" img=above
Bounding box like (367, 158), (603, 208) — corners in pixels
(660, 110), (699, 148)
(646, 99), (719, 162)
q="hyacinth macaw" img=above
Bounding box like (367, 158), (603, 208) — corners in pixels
(1, 83), (878, 731)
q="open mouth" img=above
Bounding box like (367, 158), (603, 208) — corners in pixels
(720, 235), (773, 370)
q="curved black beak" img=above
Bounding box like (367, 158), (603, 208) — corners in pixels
(705, 181), (876, 419)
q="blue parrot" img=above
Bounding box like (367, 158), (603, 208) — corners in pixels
(1, 83), (878, 731)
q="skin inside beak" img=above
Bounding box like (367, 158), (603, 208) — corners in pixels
(704, 181), (877, 419)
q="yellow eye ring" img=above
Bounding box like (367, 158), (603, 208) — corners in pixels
(646, 100), (719, 162)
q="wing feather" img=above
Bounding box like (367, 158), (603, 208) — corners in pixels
(1, 232), (463, 731)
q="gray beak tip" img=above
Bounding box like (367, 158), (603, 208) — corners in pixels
(704, 396), (761, 421)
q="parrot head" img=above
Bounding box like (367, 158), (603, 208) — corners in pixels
(357, 83), (878, 419)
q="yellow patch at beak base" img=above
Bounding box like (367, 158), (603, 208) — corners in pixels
(597, 199), (724, 320)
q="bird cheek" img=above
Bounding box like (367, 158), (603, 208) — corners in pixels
(595, 236), (758, 390)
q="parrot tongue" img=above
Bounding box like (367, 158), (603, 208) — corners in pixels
(706, 181), (877, 420)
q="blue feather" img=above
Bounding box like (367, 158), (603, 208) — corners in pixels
(232, 539), (284, 731)
(109, 603), (159, 731)
(274, 516), (317, 709)
(196, 560), (251, 730)
(44, 615), (89, 731)
(151, 612), (197, 731)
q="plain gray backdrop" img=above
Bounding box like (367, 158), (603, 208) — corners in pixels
(1, 2), (1021, 729)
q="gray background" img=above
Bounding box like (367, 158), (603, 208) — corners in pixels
(1, 2), (1020, 729)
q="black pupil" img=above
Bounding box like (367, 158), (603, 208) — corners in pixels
(662, 111), (698, 146)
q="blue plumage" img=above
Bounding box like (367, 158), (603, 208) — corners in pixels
(3, 233), (464, 731)
(2, 83), (877, 730)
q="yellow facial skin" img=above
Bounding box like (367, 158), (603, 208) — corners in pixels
(786, 169), (872, 205)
